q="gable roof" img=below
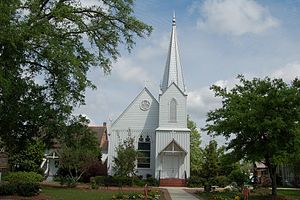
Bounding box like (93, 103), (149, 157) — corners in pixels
(111, 87), (158, 127)
(160, 82), (187, 97)
(89, 124), (108, 150)
(159, 138), (187, 155)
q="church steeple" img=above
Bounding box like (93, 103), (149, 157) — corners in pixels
(161, 14), (186, 94)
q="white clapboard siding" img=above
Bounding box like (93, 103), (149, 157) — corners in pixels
(159, 83), (187, 128)
(111, 88), (159, 130)
(155, 130), (190, 179)
(108, 88), (159, 177)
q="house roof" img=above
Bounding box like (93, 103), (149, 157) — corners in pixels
(89, 124), (108, 150)
(255, 162), (267, 169)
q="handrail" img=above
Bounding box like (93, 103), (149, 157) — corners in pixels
(158, 170), (161, 186)
(184, 170), (187, 185)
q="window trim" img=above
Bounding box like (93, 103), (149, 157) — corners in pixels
(137, 136), (151, 169)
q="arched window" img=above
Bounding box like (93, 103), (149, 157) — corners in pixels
(137, 136), (151, 168)
(170, 98), (177, 122)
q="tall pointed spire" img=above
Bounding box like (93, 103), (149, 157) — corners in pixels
(161, 14), (186, 94)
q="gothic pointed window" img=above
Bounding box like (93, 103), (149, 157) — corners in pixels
(137, 136), (151, 168)
(170, 98), (177, 122)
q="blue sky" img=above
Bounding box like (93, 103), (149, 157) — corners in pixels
(75, 0), (300, 145)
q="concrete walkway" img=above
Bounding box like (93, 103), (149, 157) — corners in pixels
(162, 187), (201, 200)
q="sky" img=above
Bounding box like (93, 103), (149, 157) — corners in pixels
(75, 0), (300, 146)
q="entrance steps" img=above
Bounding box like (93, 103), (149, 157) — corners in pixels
(159, 178), (186, 187)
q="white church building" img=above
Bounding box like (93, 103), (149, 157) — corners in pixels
(107, 16), (190, 185)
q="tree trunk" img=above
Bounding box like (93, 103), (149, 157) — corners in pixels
(265, 157), (277, 199)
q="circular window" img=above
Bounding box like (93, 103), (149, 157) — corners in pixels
(140, 100), (150, 111)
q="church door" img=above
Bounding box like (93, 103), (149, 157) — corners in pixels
(162, 155), (179, 178)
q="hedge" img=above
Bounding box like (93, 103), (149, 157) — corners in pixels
(90, 176), (159, 188)
(3, 171), (43, 184)
(0, 171), (42, 196)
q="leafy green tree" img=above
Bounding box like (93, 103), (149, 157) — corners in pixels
(188, 116), (203, 175)
(205, 75), (300, 197)
(9, 140), (45, 173)
(0, 0), (152, 163)
(202, 140), (220, 179)
(201, 140), (221, 191)
(113, 137), (139, 177)
(59, 117), (100, 185)
(219, 153), (239, 177)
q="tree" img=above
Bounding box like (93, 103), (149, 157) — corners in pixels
(113, 137), (139, 177)
(205, 75), (300, 197)
(9, 140), (45, 173)
(0, 0), (152, 162)
(202, 140), (220, 179)
(59, 117), (100, 185)
(201, 140), (221, 191)
(188, 116), (203, 175)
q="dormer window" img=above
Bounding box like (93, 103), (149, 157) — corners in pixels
(170, 98), (177, 122)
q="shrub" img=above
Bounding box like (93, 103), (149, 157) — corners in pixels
(57, 176), (77, 187)
(133, 177), (144, 187)
(16, 182), (40, 196)
(114, 176), (133, 186)
(228, 170), (248, 187)
(3, 171), (43, 184)
(93, 176), (106, 186)
(91, 175), (159, 188)
(90, 177), (98, 189)
(213, 176), (230, 187)
(104, 176), (117, 186)
(145, 177), (159, 186)
(81, 160), (107, 183)
(188, 176), (205, 187)
(1, 171), (42, 196)
(0, 182), (40, 197)
(0, 183), (17, 195)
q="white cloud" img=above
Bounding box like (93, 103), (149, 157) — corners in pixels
(187, 61), (300, 123)
(111, 31), (170, 86)
(195, 0), (279, 36)
(187, 87), (221, 120)
(113, 57), (152, 85)
(270, 62), (300, 81)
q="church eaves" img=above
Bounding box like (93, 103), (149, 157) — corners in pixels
(161, 15), (186, 94)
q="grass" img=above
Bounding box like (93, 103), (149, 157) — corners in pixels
(197, 189), (300, 200)
(41, 187), (165, 200)
(278, 189), (300, 199)
(42, 187), (117, 200)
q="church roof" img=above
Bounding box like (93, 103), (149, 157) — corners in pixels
(159, 138), (187, 155)
(161, 15), (186, 94)
(111, 87), (158, 127)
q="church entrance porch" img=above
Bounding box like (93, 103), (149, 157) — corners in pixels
(162, 154), (180, 178)
(160, 154), (187, 186)
(158, 139), (187, 186)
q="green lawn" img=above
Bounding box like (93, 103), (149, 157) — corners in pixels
(41, 187), (164, 200)
(42, 187), (116, 200)
(197, 189), (300, 200)
(278, 189), (300, 199)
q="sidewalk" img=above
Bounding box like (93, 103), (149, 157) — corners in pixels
(161, 187), (202, 200)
